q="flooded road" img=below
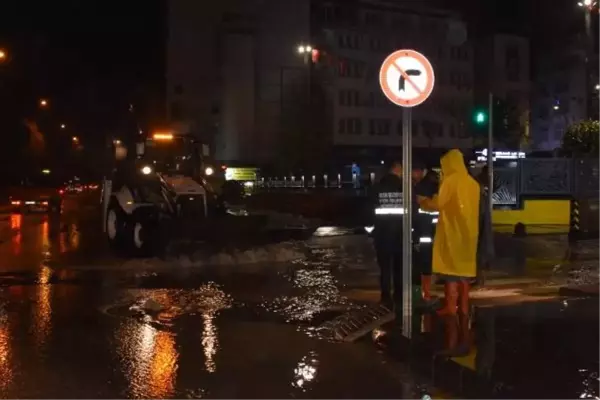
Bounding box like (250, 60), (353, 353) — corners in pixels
(0, 195), (436, 398)
(0, 277), (433, 398)
(0, 194), (597, 398)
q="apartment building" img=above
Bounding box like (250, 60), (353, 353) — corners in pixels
(167, 0), (473, 166)
(312, 0), (473, 157)
(474, 34), (531, 150)
(531, 41), (588, 151)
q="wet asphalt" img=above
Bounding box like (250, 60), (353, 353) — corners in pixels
(0, 194), (437, 399)
(0, 193), (597, 398)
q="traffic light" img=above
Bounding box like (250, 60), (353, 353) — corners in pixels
(474, 110), (487, 125)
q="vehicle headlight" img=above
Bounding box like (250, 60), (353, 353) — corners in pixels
(205, 166), (214, 176)
(141, 165), (153, 175)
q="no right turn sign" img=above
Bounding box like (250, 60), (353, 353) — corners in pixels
(379, 49), (435, 108)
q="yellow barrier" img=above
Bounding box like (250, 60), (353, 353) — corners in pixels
(492, 199), (570, 226)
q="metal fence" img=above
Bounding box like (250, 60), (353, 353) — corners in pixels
(254, 158), (599, 205)
(492, 167), (518, 206)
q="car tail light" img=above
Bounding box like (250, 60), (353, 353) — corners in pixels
(42, 201), (48, 206)
(59, 189), (64, 195)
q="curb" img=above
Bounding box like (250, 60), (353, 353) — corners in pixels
(558, 284), (599, 297)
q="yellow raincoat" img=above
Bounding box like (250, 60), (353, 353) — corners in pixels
(420, 150), (480, 278)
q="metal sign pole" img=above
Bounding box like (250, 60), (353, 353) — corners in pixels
(401, 106), (413, 339)
(379, 49), (434, 340)
(487, 92), (494, 221)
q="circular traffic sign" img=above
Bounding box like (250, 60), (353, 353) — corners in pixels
(379, 49), (435, 108)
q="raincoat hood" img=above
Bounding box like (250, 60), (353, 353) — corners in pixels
(440, 149), (468, 177)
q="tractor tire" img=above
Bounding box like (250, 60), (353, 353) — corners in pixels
(106, 200), (128, 253)
(122, 208), (163, 257)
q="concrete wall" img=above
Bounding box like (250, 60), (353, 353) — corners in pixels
(218, 33), (256, 162)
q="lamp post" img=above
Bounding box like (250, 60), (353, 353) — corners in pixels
(297, 43), (315, 106)
(577, 0), (598, 118)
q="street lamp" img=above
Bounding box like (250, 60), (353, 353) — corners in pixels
(295, 43), (316, 106)
(0, 49), (7, 63)
(297, 44), (313, 54)
(72, 136), (79, 143)
(577, 0), (596, 7)
(39, 99), (48, 108)
(553, 104), (560, 111)
(60, 123), (66, 129)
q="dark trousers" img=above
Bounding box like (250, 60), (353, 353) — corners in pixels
(375, 244), (404, 306)
(413, 243), (433, 277)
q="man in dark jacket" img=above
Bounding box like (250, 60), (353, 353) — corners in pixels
(370, 160), (404, 308)
(413, 165), (439, 304)
(371, 159), (429, 309)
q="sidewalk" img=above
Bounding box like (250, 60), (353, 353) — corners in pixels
(373, 296), (598, 398)
(332, 234), (599, 397)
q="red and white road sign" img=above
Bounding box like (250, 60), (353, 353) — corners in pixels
(379, 49), (435, 108)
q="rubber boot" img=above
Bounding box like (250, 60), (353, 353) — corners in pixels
(436, 282), (458, 316)
(458, 280), (471, 315)
(452, 313), (472, 357)
(421, 275), (432, 300)
(437, 315), (459, 356)
(421, 275), (440, 310)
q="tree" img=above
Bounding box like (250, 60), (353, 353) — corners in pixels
(472, 97), (530, 150)
(561, 120), (600, 156)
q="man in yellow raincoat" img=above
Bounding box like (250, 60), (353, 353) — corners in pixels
(417, 149), (480, 316)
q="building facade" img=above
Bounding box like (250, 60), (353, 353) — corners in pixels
(474, 34), (531, 150)
(167, 0), (311, 164)
(531, 39), (589, 151)
(167, 0), (473, 166)
(312, 0), (473, 155)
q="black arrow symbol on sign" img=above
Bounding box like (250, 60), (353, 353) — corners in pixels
(399, 69), (421, 92)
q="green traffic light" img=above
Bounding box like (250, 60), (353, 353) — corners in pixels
(474, 111), (487, 125)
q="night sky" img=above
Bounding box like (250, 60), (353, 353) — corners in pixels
(0, 0), (165, 140)
(0, 0), (594, 177)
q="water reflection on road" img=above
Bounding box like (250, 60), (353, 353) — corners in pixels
(0, 209), (423, 398)
(116, 320), (178, 399)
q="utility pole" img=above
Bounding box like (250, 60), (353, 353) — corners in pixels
(579, 0), (597, 118)
(487, 92), (494, 223)
(584, 5), (593, 118)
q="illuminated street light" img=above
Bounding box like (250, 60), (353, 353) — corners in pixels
(72, 136), (79, 143)
(297, 44), (313, 54)
(595, 84), (600, 90)
(39, 99), (48, 108)
(578, 0), (598, 8)
(60, 124), (66, 129)
(553, 104), (560, 111)
(41, 169), (51, 175)
(0, 49), (7, 62)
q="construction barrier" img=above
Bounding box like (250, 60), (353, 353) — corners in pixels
(568, 197), (599, 242)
